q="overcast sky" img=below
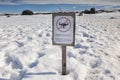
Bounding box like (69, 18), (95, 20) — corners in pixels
(0, 0), (120, 5)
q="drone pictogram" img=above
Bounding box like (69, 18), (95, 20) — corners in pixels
(56, 17), (71, 32)
(59, 22), (69, 29)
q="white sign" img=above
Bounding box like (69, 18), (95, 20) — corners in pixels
(52, 13), (75, 46)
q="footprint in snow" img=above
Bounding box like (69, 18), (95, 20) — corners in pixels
(5, 53), (23, 69)
(90, 58), (102, 68)
(27, 36), (33, 41)
(15, 41), (24, 47)
(29, 60), (39, 68)
(74, 43), (89, 49)
(82, 32), (89, 38)
(46, 33), (51, 37)
(67, 51), (76, 58)
(28, 52), (45, 68)
(37, 52), (45, 58)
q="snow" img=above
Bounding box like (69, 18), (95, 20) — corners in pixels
(0, 12), (120, 80)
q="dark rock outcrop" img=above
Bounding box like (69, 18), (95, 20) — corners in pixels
(90, 8), (96, 14)
(21, 10), (33, 15)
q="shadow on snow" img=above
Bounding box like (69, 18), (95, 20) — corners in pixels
(23, 72), (56, 78)
(0, 78), (9, 80)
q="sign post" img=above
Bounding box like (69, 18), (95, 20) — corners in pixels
(52, 12), (75, 75)
(62, 46), (66, 75)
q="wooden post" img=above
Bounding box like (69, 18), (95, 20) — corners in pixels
(62, 46), (66, 75)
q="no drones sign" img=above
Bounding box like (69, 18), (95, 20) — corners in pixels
(56, 17), (71, 32)
(52, 12), (75, 46)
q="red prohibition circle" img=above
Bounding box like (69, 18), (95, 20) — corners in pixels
(56, 17), (71, 32)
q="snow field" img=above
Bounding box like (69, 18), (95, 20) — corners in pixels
(0, 12), (120, 80)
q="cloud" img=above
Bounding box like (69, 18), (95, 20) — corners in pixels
(0, 0), (18, 4)
(0, 0), (120, 5)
